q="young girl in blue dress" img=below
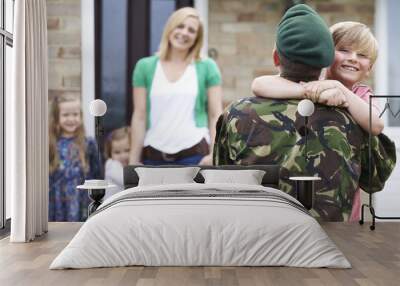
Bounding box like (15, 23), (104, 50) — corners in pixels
(49, 93), (101, 221)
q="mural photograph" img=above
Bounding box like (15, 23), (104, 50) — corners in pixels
(44, 0), (399, 223)
(2, 0), (400, 285)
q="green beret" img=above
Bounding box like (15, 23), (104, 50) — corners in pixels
(276, 4), (334, 68)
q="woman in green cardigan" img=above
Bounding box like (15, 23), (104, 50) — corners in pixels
(129, 7), (223, 165)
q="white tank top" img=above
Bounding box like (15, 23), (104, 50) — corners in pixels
(143, 62), (209, 153)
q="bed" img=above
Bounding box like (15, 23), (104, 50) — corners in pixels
(50, 165), (350, 269)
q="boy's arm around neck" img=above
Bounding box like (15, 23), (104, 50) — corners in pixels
(251, 75), (306, 99)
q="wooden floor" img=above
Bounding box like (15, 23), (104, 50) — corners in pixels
(1, 222), (399, 286)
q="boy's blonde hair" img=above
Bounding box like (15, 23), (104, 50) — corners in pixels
(158, 7), (203, 61)
(104, 126), (131, 159)
(330, 21), (378, 65)
(49, 93), (87, 174)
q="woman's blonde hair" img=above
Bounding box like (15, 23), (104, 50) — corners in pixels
(330, 21), (378, 65)
(104, 126), (131, 159)
(49, 93), (88, 174)
(158, 7), (203, 61)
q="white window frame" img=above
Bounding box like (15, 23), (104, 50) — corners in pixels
(1, 0), (14, 231)
(81, 0), (95, 137)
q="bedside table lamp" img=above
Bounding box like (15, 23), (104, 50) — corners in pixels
(297, 99), (315, 161)
(89, 99), (107, 166)
(77, 99), (109, 216)
(290, 99), (320, 210)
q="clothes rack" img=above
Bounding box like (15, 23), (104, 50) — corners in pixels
(360, 95), (400, 230)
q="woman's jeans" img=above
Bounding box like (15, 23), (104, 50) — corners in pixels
(143, 154), (204, 165)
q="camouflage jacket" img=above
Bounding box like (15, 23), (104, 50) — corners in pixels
(213, 97), (396, 221)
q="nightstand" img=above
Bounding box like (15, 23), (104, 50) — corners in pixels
(289, 176), (321, 210)
(77, 180), (116, 216)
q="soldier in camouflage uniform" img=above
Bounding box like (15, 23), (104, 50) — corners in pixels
(213, 4), (396, 221)
(214, 97), (395, 221)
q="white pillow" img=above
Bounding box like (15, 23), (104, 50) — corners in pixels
(135, 167), (200, 186)
(200, 169), (266, 185)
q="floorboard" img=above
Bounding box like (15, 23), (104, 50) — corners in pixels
(0, 222), (399, 286)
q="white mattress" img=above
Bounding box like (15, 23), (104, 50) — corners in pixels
(50, 183), (351, 269)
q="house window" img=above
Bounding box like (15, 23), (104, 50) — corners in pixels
(1, 0), (14, 232)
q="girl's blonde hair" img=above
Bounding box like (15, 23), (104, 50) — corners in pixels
(104, 126), (131, 159)
(49, 93), (88, 174)
(330, 21), (378, 65)
(158, 7), (203, 61)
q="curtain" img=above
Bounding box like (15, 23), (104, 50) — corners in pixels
(7, 0), (48, 242)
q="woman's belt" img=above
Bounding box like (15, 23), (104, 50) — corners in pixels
(142, 138), (209, 162)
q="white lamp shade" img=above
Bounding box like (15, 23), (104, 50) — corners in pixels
(89, 99), (107, 117)
(297, 99), (315, 117)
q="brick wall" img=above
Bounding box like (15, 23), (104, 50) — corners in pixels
(208, 0), (375, 104)
(47, 0), (81, 100)
(45, 0), (375, 104)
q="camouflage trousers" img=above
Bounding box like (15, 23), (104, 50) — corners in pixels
(213, 97), (396, 221)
